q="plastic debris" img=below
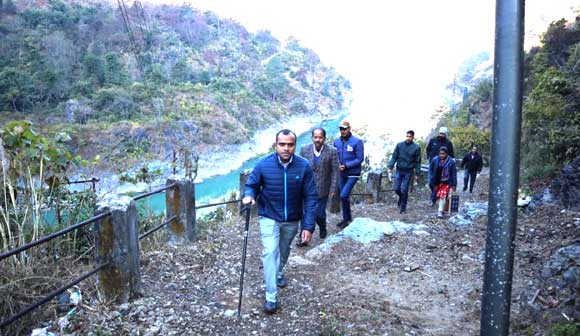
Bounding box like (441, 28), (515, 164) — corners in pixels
(30, 327), (56, 336)
(449, 202), (488, 226)
(58, 315), (69, 332)
(69, 286), (82, 306)
(517, 195), (532, 207)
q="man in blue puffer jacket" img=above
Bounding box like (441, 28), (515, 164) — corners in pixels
(333, 120), (365, 229)
(243, 129), (318, 314)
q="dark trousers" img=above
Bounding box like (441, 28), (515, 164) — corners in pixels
(338, 174), (359, 222)
(301, 197), (328, 235)
(463, 170), (477, 192)
(315, 197), (329, 222)
(394, 170), (413, 211)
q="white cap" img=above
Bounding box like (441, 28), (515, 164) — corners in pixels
(439, 127), (448, 134)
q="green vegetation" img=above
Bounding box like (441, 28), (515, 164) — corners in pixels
(0, 0), (350, 167)
(522, 18), (580, 179)
(548, 322), (580, 336)
(432, 16), (579, 180)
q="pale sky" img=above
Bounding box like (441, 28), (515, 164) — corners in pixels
(148, 0), (578, 138)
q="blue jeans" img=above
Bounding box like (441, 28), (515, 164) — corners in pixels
(394, 170), (413, 211)
(259, 217), (299, 303)
(463, 170), (477, 192)
(338, 175), (359, 222)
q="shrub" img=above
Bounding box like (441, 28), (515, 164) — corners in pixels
(449, 125), (491, 164)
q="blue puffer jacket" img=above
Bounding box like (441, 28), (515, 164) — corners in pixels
(243, 153), (318, 232)
(333, 134), (364, 176)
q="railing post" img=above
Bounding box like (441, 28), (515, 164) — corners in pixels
(165, 178), (195, 243)
(94, 196), (141, 303)
(366, 171), (382, 203)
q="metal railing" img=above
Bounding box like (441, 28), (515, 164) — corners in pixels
(0, 211), (112, 329)
(139, 215), (176, 240)
(66, 177), (100, 192)
(1, 182), (186, 330)
(133, 183), (176, 201)
(0, 262), (110, 329)
(0, 211), (111, 263)
(195, 199), (240, 210)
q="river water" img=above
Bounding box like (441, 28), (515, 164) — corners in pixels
(138, 116), (345, 216)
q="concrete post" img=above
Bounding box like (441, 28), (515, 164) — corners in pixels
(165, 178), (195, 243)
(94, 196), (141, 303)
(366, 171), (382, 203)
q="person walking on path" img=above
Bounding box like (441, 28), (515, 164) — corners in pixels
(426, 127), (455, 205)
(242, 129), (318, 314)
(461, 144), (483, 193)
(387, 130), (422, 214)
(428, 146), (457, 218)
(296, 127), (339, 246)
(332, 120), (364, 229)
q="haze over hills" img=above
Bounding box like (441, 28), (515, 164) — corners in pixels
(177, 0), (579, 139)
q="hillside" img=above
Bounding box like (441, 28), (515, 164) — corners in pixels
(0, 0), (351, 171)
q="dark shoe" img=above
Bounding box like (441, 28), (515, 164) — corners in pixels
(263, 301), (278, 314)
(399, 209), (406, 214)
(337, 220), (350, 229)
(276, 275), (288, 288)
(463, 187), (467, 192)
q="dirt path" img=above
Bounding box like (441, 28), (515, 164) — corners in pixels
(66, 170), (578, 335)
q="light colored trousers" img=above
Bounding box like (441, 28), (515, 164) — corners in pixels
(259, 217), (299, 303)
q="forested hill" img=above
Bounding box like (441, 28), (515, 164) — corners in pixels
(0, 0), (350, 166)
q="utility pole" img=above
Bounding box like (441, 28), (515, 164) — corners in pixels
(480, 0), (524, 335)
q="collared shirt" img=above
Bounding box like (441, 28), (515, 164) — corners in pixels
(277, 154), (293, 168)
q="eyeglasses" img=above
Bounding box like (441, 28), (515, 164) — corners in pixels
(339, 127), (349, 130)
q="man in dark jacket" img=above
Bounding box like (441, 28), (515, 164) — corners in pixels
(243, 129), (318, 314)
(426, 127), (455, 161)
(426, 127), (454, 205)
(461, 144), (483, 193)
(332, 120), (364, 229)
(388, 130), (422, 213)
(296, 127), (339, 245)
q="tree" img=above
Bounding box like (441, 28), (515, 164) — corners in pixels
(104, 52), (129, 86)
(257, 55), (287, 101)
(541, 18), (580, 68)
(2, 0), (18, 15)
(82, 53), (105, 86)
(0, 67), (33, 111)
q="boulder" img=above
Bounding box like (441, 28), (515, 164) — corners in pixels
(65, 98), (94, 124)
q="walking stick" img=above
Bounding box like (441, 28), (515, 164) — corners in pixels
(237, 204), (251, 318)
